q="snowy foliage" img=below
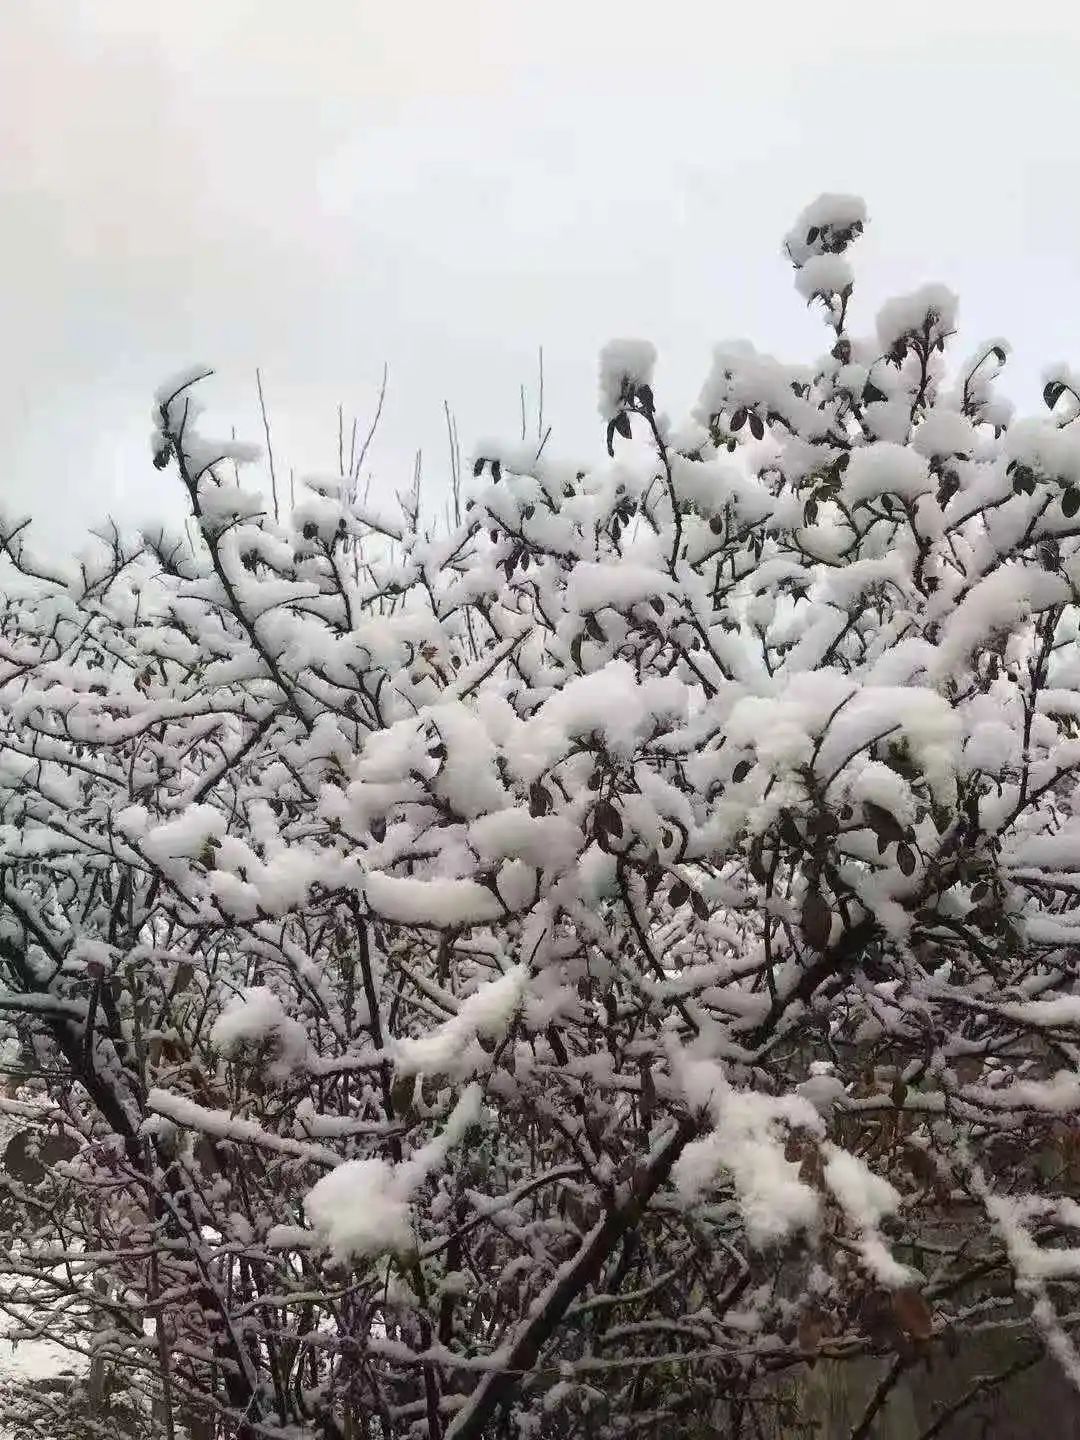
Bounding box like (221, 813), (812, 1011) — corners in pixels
(1, 197), (1080, 1437)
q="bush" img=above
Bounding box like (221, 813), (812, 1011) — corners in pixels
(0, 194), (1078, 1437)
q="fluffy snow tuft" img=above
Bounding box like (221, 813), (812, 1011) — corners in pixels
(876, 284), (958, 352)
(211, 987), (309, 1081)
(843, 443), (933, 507)
(598, 339), (657, 420)
(794, 254), (854, 300)
(395, 965), (528, 1078)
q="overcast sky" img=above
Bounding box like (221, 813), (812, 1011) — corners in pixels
(3, 1), (1080, 551)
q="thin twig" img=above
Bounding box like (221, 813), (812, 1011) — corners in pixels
(354, 362), (389, 483)
(849, 1353), (909, 1440)
(255, 368), (279, 523)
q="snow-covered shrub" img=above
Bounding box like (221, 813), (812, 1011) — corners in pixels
(1, 196), (1080, 1436)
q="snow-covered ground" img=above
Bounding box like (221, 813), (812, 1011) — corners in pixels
(0, 1334), (78, 1439)
(0, 1335), (73, 1382)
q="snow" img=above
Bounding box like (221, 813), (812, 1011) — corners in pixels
(565, 562), (673, 616)
(823, 1145), (911, 1286)
(793, 192), (868, 233)
(823, 1144), (900, 1228)
(425, 701), (511, 820)
(670, 1053), (823, 1247)
(304, 1157), (413, 1261)
(468, 810), (582, 870)
(394, 965), (528, 1077)
(364, 873), (505, 927)
(912, 408), (976, 459)
(153, 363), (213, 412)
(210, 986), (309, 1081)
(508, 661), (688, 781)
(850, 760), (918, 828)
(597, 338), (656, 420)
(1000, 997), (1080, 1029)
(147, 1088), (338, 1166)
(784, 193), (867, 266)
(303, 1085), (482, 1261)
(140, 804), (226, 863)
(1007, 416), (1080, 488)
(842, 442), (934, 507)
(876, 283), (958, 352)
(794, 253), (853, 300)
(930, 565), (1069, 678)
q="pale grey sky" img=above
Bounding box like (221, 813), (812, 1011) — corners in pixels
(2, 1), (1080, 549)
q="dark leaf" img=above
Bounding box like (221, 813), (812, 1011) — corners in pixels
(39, 1130), (79, 1167)
(992, 345), (1007, 366)
(732, 759), (753, 783)
(595, 800), (624, 839)
(585, 613), (606, 643)
(731, 408), (747, 432)
(896, 842), (917, 876)
(669, 878), (690, 908)
(650, 595), (665, 615)
(491, 459), (502, 483)
(644, 859), (665, 902)
(1063, 486), (1080, 519)
(4, 1130), (44, 1185)
(689, 888), (709, 921)
(891, 1287), (933, 1341)
(801, 890), (832, 951)
(614, 410), (632, 440)
(606, 419), (617, 457)
(473, 457), (486, 477)
(749, 412), (765, 440)
(1044, 380), (1066, 411)
(806, 226), (820, 244)
(640, 1062), (656, 1122)
(863, 800), (906, 845)
(637, 383), (655, 415)
(391, 1073), (418, 1121)
(529, 782), (552, 818)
